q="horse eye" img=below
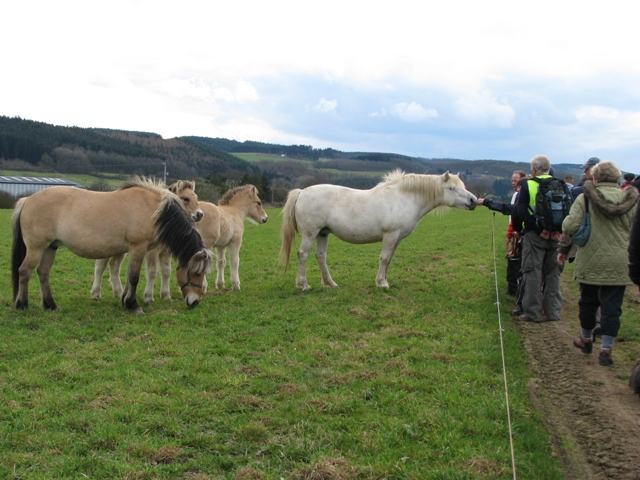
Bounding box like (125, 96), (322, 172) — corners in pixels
(182, 198), (190, 204)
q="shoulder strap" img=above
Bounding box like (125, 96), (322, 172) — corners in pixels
(584, 195), (589, 212)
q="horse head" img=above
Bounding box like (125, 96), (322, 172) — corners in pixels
(247, 185), (269, 225)
(176, 249), (213, 307)
(220, 184), (269, 225)
(442, 172), (477, 210)
(168, 180), (204, 222)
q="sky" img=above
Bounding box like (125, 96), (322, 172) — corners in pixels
(2, 0), (640, 174)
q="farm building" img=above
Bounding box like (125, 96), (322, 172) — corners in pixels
(0, 176), (86, 197)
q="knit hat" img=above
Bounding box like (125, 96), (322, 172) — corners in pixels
(580, 157), (600, 170)
(592, 161), (621, 183)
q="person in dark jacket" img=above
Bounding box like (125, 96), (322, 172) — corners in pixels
(477, 170), (527, 296)
(516, 155), (563, 323)
(629, 193), (640, 289)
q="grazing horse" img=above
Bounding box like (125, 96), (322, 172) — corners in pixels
(90, 180), (204, 302)
(144, 184), (268, 298)
(12, 177), (212, 313)
(280, 169), (477, 290)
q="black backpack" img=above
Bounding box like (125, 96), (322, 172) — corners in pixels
(531, 177), (572, 233)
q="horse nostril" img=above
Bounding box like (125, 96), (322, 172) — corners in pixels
(189, 298), (200, 308)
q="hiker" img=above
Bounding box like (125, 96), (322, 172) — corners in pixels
(564, 161), (638, 366)
(516, 155), (570, 323)
(477, 170), (527, 296)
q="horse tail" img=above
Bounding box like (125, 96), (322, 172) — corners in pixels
(279, 189), (302, 271)
(153, 192), (212, 275)
(11, 198), (28, 301)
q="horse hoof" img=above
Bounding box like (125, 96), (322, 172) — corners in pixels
(134, 308), (145, 315)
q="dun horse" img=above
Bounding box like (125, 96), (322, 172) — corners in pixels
(12, 177), (212, 313)
(90, 180), (203, 302)
(144, 184), (268, 298)
(196, 184), (268, 292)
(280, 170), (477, 290)
(97, 184), (268, 301)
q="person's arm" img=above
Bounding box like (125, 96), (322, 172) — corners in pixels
(562, 194), (586, 238)
(478, 198), (514, 215)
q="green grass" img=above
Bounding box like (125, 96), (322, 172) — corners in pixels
(0, 207), (565, 479)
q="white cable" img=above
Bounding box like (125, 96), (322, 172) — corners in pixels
(491, 212), (518, 479)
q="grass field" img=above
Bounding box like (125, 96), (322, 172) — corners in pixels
(0, 206), (566, 479)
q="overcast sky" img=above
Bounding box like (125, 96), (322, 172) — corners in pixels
(2, 0), (639, 173)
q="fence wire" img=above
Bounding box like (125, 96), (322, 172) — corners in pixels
(490, 212), (518, 479)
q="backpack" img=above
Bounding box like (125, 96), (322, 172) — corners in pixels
(531, 177), (572, 233)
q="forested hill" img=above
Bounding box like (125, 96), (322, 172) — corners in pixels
(0, 116), (258, 179)
(1, 116), (585, 198)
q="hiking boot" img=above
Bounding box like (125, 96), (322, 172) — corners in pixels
(573, 334), (593, 354)
(599, 349), (613, 366)
(511, 307), (523, 316)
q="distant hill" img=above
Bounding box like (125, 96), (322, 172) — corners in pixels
(1, 115), (585, 199)
(0, 116), (259, 180)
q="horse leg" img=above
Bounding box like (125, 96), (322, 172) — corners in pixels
(315, 234), (339, 288)
(91, 258), (109, 300)
(158, 248), (173, 301)
(108, 254), (125, 299)
(296, 233), (316, 291)
(228, 242), (242, 290)
(122, 248), (146, 314)
(376, 234), (402, 288)
(216, 246), (226, 289)
(15, 249), (44, 309)
(37, 246), (58, 310)
(144, 250), (159, 304)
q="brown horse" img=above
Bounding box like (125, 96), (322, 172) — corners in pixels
(144, 184), (268, 299)
(90, 180), (203, 302)
(11, 177), (212, 313)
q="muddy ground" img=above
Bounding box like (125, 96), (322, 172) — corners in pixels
(512, 275), (640, 479)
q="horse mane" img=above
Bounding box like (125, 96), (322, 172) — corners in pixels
(152, 191), (210, 274)
(374, 170), (441, 203)
(119, 175), (165, 194)
(219, 184), (254, 206)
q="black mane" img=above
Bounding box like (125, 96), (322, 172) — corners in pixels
(153, 197), (205, 270)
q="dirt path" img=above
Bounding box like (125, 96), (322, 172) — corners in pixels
(513, 277), (640, 479)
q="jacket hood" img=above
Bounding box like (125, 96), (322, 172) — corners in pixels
(584, 181), (638, 218)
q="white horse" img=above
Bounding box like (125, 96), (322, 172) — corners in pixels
(143, 184), (268, 299)
(280, 169), (477, 290)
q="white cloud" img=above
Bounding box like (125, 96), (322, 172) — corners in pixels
(315, 98), (338, 113)
(392, 102), (438, 122)
(155, 78), (258, 104)
(455, 92), (515, 128)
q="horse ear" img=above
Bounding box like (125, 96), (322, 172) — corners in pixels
(443, 171), (450, 181)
